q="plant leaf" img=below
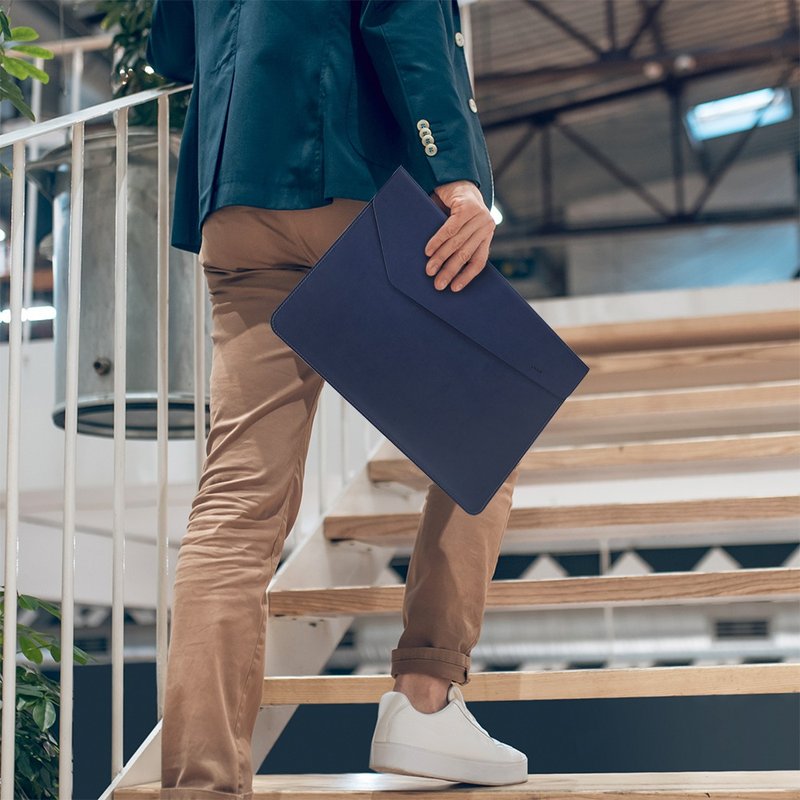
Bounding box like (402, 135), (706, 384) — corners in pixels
(35, 598), (62, 619)
(17, 594), (40, 611)
(6, 95), (35, 121)
(9, 27), (39, 42)
(0, 54), (29, 80)
(1, 55), (49, 83)
(19, 635), (43, 664)
(73, 644), (93, 664)
(0, 13), (13, 41)
(41, 700), (57, 730)
(31, 699), (52, 730)
(9, 44), (54, 60)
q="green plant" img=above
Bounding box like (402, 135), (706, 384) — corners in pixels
(0, 7), (55, 177)
(97, 0), (189, 129)
(0, 589), (95, 800)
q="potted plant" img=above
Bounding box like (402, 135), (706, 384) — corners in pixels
(0, 588), (95, 800)
(0, 6), (54, 177)
(96, 0), (188, 130)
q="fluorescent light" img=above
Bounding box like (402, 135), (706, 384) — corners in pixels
(490, 202), (503, 225)
(686, 87), (792, 141)
(0, 304), (56, 323)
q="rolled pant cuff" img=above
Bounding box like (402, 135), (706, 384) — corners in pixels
(390, 646), (470, 685)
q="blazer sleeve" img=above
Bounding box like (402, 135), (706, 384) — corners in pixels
(146, 0), (196, 84)
(357, 0), (483, 193)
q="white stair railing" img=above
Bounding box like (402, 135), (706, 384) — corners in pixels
(0, 74), (384, 799)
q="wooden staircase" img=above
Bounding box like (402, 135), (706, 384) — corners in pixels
(112, 305), (800, 800)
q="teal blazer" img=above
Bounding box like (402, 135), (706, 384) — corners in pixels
(146, 0), (494, 254)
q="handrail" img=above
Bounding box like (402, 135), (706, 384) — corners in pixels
(0, 82), (190, 149)
(1, 77), (191, 800)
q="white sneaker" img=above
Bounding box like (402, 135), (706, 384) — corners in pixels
(369, 682), (528, 785)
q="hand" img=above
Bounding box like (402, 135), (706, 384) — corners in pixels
(425, 180), (495, 292)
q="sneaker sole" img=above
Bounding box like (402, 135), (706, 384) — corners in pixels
(369, 740), (528, 786)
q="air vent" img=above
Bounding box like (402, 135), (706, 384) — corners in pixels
(714, 618), (769, 639)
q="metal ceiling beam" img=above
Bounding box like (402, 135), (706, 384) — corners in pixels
(690, 61), (798, 216)
(523, 0), (605, 59)
(624, 0), (669, 57)
(476, 36), (799, 109)
(554, 119), (673, 219)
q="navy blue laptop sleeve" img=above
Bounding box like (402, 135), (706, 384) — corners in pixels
(270, 165), (590, 515)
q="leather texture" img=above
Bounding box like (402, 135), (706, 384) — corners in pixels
(145, 0), (493, 254)
(270, 166), (590, 515)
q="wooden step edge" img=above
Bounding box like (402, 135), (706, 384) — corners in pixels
(560, 307), (800, 355)
(573, 339), (800, 393)
(268, 567), (800, 618)
(562, 380), (800, 419)
(114, 770), (800, 799)
(259, 663), (800, 705)
(367, 432), (800, 486)
(323, 495), (800, 542)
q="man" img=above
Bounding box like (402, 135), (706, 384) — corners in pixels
(147, 1), (525, 797)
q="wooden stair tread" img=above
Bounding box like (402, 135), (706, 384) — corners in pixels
(503, 381), (800, 446)
(558, 307), (800, 354)
(114, 769), (800, 798)
(268, 567), (800, 617)
(573, 340), (800, 393)
(323, 495), (800, 546)
(259, 665), (800, 705)
(367, 432), (800, 487)
(544, 381), (798, 423)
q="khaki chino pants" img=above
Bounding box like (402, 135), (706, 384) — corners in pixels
(160, 199), (520, 799)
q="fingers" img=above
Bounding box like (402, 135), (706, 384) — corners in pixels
(425, 210), (495, 292)
(425, 180), (496, 292)
(426, 212), (484, 278)
(430, 226), (488, 291)
(449, 238), (491, 292)
(425, 197), (481, 259)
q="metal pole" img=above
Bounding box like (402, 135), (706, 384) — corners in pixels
(1, 138), (26, 800)
(156, 93), (171, 717)
(111, 105), (129, 778)
(59, 118), (86, 800)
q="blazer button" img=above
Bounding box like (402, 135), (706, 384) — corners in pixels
(468, 97), (478, 113)
(424, 143), (438, 156)
(416, 119), (430, 131)
(420, 134), (435, 146)
(418, 126), (432, 138)
(455, 31), (465, 47)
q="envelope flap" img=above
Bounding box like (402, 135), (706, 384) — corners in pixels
(371, 167), (587, 400)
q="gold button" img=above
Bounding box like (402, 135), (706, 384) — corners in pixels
(416, 119), (430, 131)
(418, 126), (432, 138)
(420, 134), (435, 146)
(424, 143), (438, 156)
(468, 97), (478, 113)
(455, 31), (465, 47)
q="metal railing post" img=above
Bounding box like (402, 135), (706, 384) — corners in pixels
(58, 118), (86, 800)
(111, 104), (130, 778)
(1, 138), (27, 800)
(155, 92), (171, 718)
